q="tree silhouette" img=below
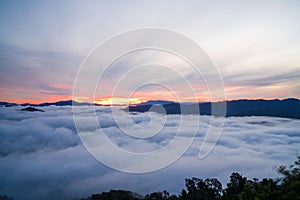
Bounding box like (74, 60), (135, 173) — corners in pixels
(75, 157), (300, 200)
(181, 177), (222, 200)
(277, 156), (300, 200)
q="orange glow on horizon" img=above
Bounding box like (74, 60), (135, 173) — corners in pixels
(2, 95), (299, 105)
(2, 96), (71, 104)
(94, 97), (146, 106)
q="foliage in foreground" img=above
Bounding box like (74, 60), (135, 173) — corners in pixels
(81, 157), (300, 200)
(1, 157), (299, 200)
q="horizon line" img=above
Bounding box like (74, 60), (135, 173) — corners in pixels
(1, 97), (299, 105)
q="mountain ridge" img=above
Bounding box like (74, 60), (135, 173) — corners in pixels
(1, 98), (299, 119)
(1, 98), (299, 107)
(128, 98), (300, 119)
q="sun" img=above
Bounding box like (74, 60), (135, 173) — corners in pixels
(94, 97), (145, 106)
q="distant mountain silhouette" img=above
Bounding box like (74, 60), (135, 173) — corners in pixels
(137, 100), (175, 106)
(1, 98), (299, 119)
(0, 102), (18, 107)
(21, 107), (44, 112)
(128, 98), (300, 119)
(21, 100), (93, 107)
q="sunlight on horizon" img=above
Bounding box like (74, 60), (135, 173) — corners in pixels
(94, 97), (146, 106)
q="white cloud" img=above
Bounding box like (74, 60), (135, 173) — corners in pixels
(0, 106), (299, 199)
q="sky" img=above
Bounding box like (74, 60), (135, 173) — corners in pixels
(1, 106), (299, 199)
(0, 0), (300, 103)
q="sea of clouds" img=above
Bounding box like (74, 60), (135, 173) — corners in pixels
(0, 106), (299, 200)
